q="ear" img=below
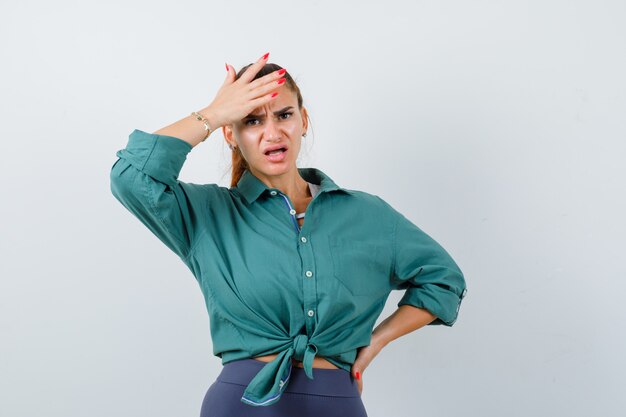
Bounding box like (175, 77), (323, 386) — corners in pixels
(222, 125), (234, 147)
(300, 106), (309, 133)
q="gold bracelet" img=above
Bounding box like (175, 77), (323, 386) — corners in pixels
(191, 111), (214, 141)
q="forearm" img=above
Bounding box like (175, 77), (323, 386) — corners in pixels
(372, 305), (437, 348)
(153, 106), (219, 148)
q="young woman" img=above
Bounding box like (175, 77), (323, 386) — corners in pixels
(110, 51), (467, 417)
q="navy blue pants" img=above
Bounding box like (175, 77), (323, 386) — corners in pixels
(200, 358), (368, 417)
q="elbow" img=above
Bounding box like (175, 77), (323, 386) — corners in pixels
(109, 157), (137, 203)
(110, 158), (125, 200)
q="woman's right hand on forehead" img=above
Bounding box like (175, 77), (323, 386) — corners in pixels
(205, 52), (286, 129)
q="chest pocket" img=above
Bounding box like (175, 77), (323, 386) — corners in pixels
(328, 235), (391, 296)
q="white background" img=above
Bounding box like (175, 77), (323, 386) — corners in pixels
(1, 1), (624, 416)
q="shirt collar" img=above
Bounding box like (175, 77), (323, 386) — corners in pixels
(234, 167), (352, 204)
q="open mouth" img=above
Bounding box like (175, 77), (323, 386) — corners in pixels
(264, 147), (288, 162)
(265, 147), (287, 156)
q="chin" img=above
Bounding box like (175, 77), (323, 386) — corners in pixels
(255, 161), (294, 177)
(265, 165), (292, 176)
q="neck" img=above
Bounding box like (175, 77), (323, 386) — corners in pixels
(251, 167), (311, 201)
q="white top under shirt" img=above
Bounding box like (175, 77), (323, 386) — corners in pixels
(295, 181), (321, 219)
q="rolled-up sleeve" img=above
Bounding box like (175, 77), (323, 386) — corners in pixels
(110, 129), (201, 261)
(390, 209), (467, 326)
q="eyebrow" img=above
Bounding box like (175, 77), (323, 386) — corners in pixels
(244, 106), (294, 119)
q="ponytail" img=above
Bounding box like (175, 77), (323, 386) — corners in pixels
(228, 62), (305, 188)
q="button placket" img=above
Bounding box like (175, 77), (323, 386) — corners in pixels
(275, 192), (300, 233)
(298, 233), (317, 334)
(272, 187), (319, 333)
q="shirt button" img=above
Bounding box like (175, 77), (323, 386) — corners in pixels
(307, 310), (315, 317)
(270, 190), (277, 196)
(289, 209), (296, 215)
(300, 237), (307, 243)
(305, 271), (313, 277)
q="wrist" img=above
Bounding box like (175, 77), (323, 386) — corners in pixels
(371, 331), (389, 350)
(198, 106), (221, 131)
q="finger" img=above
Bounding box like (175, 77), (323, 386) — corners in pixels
(238, 52), (270, 84)
(249, 75), (286, 101)
(247, 90), (279, 110)
(223, 63), (235, 85)
(248, 67), (285, 92)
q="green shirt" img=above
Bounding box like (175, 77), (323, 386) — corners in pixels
(110, 129), (468, 407)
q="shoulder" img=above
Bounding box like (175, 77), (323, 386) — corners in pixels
(175, 181), (231, 205)
(336, 188), (398, 222)
(341, 188), (384, 205)
(176, 181), (228, 194)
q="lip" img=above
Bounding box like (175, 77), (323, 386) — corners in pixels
(264, 147), (288, 163)
(263, 143), (289, 163)
(263, 144), (289, 154)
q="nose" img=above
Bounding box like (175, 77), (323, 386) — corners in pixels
(263, 116), (281, 142)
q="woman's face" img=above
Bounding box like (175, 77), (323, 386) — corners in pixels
(225, 85), (308, 181)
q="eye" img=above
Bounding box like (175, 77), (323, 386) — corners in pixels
(244, 112), (293, 126)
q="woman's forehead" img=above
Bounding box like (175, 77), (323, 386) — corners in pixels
(258, 87), (297, 109)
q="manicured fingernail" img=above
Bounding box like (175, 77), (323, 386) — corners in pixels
(355, 371), (360, 380)
(225, 63), (229, 71)
(271, 92), (278, 98)
(261, 52), (269, 60)
(278, 68), (286, 76)
(277, 78), (286, 85)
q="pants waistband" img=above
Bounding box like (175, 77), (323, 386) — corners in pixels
(217, 358), (359, 397)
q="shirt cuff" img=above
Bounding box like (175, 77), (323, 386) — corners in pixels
(398, 282), (468, 326)
(115, 129), (193, 188)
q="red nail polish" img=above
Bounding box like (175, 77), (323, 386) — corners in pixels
(277, 78), (286, 85)
(225, 63), (229, 71)
(261, 52), (269, 60)
(271, 92), (278, 98)
(278, 68), (286, 76)
(355, 371), (360, 380)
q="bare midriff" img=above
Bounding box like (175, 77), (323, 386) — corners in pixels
(253, 353), (339, 369)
